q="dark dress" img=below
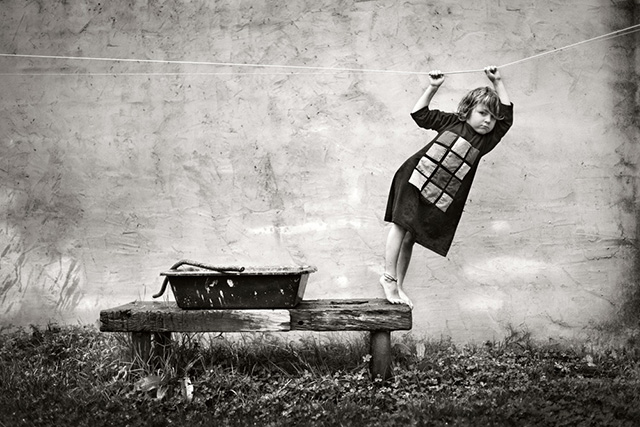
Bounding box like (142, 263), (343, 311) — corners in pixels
(384, 103), (514, 257)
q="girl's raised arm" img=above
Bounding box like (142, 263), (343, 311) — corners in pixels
(411, 70), (445, 113)
(484, 66), (510, 105)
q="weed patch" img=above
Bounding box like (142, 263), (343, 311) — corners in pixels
(1, 325), (639, 426)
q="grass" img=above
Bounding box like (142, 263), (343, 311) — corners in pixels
(1, 325), (640, 426)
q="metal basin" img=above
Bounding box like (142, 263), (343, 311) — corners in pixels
(157, 264), (317, 309)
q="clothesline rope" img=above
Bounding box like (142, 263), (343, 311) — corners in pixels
(0, 72), (339, 76)
(0, 23), (638, 77)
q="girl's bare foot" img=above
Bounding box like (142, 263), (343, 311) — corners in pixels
(380, 274), (403, 304)
(397, 288), (413, 309)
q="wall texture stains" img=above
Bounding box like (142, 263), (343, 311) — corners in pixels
(0, 0), (638, 343)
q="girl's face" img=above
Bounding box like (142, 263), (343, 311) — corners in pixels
(466, 103), (496, 134)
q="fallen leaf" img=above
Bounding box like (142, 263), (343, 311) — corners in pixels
(182, 377), (194, 402)
(135, 375), (162, 392)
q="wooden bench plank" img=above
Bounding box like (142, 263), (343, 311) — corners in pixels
(100, 299), (412, 333)
(290, 299), (412, 331)
(100, 301), (291, 332)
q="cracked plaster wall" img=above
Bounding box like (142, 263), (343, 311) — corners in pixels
(0, 0), (638, 343)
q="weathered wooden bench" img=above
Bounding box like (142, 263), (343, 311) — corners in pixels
(100, 299), (412, 380)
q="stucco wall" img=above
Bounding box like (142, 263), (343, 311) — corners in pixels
(1, 0), (638, 343)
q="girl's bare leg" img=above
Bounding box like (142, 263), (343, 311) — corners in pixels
(380, 223), (408, 305)
(396, 232), (415, 308)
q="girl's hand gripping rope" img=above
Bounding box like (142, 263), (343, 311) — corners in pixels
(484, 65), (502, 82)
(428, 70), (445, 87)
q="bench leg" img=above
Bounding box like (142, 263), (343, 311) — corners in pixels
(153, 332), (172, 366)
(132, 332), (152, 367)
(131, 332), (172, 370)
(370, 330), (392, 381)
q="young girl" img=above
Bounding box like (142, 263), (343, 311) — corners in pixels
(380, 66), (513, 309)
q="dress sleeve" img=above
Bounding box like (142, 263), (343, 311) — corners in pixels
(411, 106), (459, 132)
(483, 103), (514, 154)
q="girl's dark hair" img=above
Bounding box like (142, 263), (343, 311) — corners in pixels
(456, 86), (504, 121)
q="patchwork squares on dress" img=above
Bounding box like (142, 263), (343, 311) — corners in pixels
(436, 131), (457, 147)
(442, 152), (464, 173)
(446, 176), (462, 194)
(451, 137), (472, 158)
(421, 182), (442, 203)
(426, 143), (448, 162)
(456, 162), (471, 180)
(465, 146), (480, 164)
(409, 169), (428, 190)
(436, 192), (454, 210)
(415, 156), (438, 178)
(409, 131), (482, 213)
(431, 167), (452, 188)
